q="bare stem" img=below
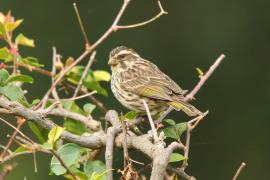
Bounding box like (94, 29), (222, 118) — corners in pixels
(117, 1), (167, 29)
(72, 51), (96, 98)
(232, 162), (246, 180)
(142, 100), (158, 143)
(73, 3), (90, 46)
(184, 54), (226, 101)
(0, 117), (26, 160)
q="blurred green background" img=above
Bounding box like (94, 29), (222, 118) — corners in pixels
(1, 0), (270, 179)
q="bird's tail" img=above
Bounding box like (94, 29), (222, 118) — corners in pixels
(168, 100), (202, 117)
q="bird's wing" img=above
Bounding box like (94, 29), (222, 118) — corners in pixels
(118, 59), (185, 101)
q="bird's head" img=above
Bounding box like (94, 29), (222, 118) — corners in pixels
(108, 46), (140, 71)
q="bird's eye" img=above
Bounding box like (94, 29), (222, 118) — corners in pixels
(117, 54), (127, 59)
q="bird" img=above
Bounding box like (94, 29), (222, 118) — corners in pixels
(108, 46), (202, 118)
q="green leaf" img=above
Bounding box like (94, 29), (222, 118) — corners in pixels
(163, 126), (178, 140)
(164, 119), (176, 126)
(93, 70), (111, 82)
(0, 69), (9, 86)
(169, 153), (187, 163)
(66, 66), (108, 96)
(6, 19), (24, 32)
(63, 118), (86, 135)
(83, 103), (96, 115)
(15, 146), (28, 153)
(6, 74), (34, 84)
(0, 47), (13, 62)
(124, 111), (137, 120)
(15, 33), (35, 47)
(62, 101), (85, 115)
(175, 122), (187, 137)
(0, 84), (24, 101)
(31, 99), (40, 105)
(0, 22), (6, 37)
(21, 57), (43, 67)
(163, 122), (187, 141)
(62, 101), (87, 135)
(28, 121), (48, 143)
(84, 160), (106, 180)
(196, 67), (204, 78)
(50, 143), (82, 175)
(48, 126), (65, 146)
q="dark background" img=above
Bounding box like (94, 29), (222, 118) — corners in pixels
(1, 0), (270, 179)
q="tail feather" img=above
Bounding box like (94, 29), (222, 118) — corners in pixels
(168, 100), (202, 117)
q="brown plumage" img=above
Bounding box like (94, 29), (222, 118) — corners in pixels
(108, 46), (202, 117)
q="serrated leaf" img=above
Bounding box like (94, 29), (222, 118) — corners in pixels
(164, 119), (176, 126)
(124, 111), (137, 120)
(21, 56), (43, 67)
(0, 69), (9, 86)
(169, 153), (187, 162)
(15, 33), (35, 47)
(93, 70), (111, 82)
(83, 103), (96, 115)
(48, 126), (65, 146)
(6, 74), (34, 84)
(28, 121), (48, 143)
(50, 143), (82, 175)
(0, 84), (24, 101)
(0, 47), (13, 62)
(84, 160), (106, 180)
(6, 19), (23, 32)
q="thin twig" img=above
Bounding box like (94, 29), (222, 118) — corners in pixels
(38, 0), (165, 107)
(66, 91), (97, 101)
(73, 3), (90, 47)
(181, 112), (208, 169)
(64, 82), (108, 113)
(117, 1), (167, 29)
(0, 116), (34, 144)
(5, 63), (52, 76)
(232, 162), (246, 180)
(0, 117), (26, 160)
(142, 100), (158, 143)
(50, 150), (77, 180)
(156, 54), (226, 123)
(72, 51), (96, 98)
(184, 54), (226, 101)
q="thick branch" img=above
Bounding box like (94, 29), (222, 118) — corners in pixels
(0, 96), (105, 149)
(104, 110), (121, 180)
(48, 107), (101, 131)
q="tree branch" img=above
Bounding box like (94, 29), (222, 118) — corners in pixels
(104, 110), (121, 180)
(184, 54), (226, 101)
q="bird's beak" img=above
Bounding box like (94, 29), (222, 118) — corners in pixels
(108, 58), (118, 66)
